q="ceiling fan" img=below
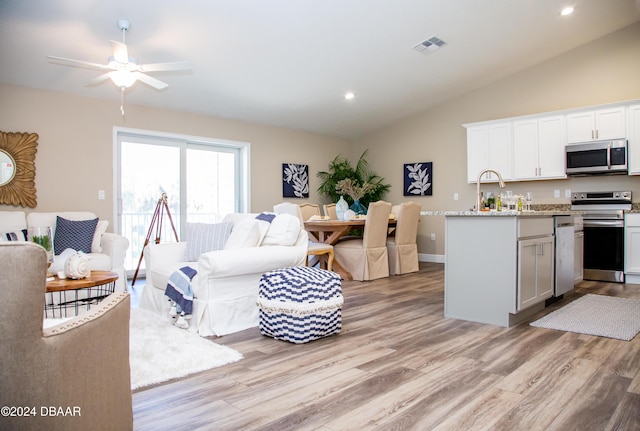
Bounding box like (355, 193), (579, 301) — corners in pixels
(47, 19), (191, 114)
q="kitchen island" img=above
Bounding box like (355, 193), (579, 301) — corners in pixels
(422, 210), (578, 327)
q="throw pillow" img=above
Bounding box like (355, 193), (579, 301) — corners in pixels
(0, 229), (28, 242)
(224, 218), (261, 249)
(261, 213), (301, 246)
(254, 212), (275, 246)
(54, 217), (99, 255)
(255, 212), (276, 223)
(184, 222), (233, 261)
(91, 220), (109, 253)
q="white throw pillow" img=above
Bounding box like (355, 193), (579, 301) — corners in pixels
(261, 213), (301, 246)
(184, 222), (233, 261)
(91, 220), (109, 253)
(224, 219), (261, 249)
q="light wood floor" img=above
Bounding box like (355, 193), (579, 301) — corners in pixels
(132, 263), (640, 431)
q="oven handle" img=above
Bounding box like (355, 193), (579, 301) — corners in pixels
(583, 219), (624, 228)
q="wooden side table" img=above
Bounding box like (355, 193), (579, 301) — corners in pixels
(45, 271), (119, 318)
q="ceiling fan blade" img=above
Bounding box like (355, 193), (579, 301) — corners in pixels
(139, 61), (192, 72)
(134, 72), (168, 90)
(110, 40), (129, 63)
(47, 55), (111, 71)
(85, 73), (112, 86)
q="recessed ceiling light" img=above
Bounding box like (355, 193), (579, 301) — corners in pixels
(344, 92), (355, 100)
(561, 6), (574, 16)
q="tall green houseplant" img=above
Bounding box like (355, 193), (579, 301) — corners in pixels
(317, 150), (390, 207)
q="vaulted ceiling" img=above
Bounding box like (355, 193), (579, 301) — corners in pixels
(1, 0), (639, 139)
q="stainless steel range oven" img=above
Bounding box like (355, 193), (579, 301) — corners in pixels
(570, 190), (631, 283)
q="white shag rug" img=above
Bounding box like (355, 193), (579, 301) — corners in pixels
(129, 308), (243, 390)
(530, 294), (640, 341)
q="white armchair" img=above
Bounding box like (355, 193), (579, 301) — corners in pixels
(141, 212), (308, 336)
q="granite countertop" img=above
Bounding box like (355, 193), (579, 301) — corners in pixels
(420, 210), (580, 217)
(421, 204), (582, 217)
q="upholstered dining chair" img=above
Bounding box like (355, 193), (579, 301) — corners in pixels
(333, 200), (392, 281)
(273, 202), (334, 271)
(0, 242), (133, 431)
(323, 203), (338, 219)
(299, 203), (322, 221)
(387, 201), (421, 275)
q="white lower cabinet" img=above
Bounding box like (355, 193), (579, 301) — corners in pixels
(625, 214), (640, 283)
(517, 236), (554, 311)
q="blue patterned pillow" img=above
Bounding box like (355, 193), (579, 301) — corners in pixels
(54, 217), (98, 255)
(184, 222), (233, 261)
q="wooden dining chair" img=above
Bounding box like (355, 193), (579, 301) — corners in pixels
(273, 202), (334, 271)
(323, 203), (338, 220)
(333, 200), (392, 281)
(387, 201), (421, 275)
(299, 203), (322, 221)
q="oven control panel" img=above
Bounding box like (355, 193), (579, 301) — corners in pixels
(571, 190), (632, 204)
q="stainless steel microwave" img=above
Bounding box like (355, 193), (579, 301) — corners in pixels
(565, 139), (627, 176)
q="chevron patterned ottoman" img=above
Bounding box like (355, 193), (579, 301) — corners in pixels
(257, 266), (343, 343)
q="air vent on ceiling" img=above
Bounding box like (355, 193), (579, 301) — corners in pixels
(414, 36), (446, 55)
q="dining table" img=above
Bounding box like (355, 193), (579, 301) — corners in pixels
(303, 217), (397, 280)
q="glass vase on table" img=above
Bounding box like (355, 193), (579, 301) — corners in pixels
(28, 226), (54, 264)
(336, 195), (349, 220)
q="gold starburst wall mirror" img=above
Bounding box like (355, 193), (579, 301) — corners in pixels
(0, 131), (38, 207)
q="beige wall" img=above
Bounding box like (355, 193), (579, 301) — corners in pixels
(2, 22), (640, 259)
(0, 84), (349, 225)
(354, 22), (640, 258)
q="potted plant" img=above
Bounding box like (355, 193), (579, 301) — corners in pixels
(317, 150), (390, 210)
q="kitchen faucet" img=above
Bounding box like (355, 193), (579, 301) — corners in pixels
(476, 169), (505, 212)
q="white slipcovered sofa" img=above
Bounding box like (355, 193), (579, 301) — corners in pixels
(0, 211), (130, 292)
(140, 212), (308, 337)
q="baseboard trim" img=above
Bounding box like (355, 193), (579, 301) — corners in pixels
(419, 253), (444, 263)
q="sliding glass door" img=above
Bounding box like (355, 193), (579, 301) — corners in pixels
(115, 129), (249, 276)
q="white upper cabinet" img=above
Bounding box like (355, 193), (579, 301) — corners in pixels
(566, 107), (626, 143)
(466, 122), (512, 183)
(466, 100), (635, 184)
(628, 104), (640, 175)
(513, 115), (566, 181)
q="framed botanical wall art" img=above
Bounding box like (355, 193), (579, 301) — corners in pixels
(282, 163), (309, 198)
(404, 162), (432, 196)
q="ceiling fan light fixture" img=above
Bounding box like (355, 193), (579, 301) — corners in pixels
(109, 70), (137, 88)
